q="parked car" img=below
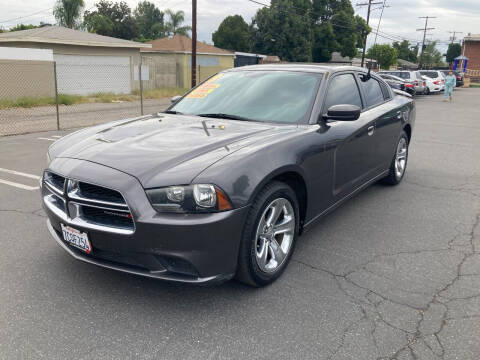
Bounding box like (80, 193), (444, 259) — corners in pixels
(379, 70), (427, 95)
(377, 73), (415, 96)
(439, 70), (464, 87)
(419, 70), (445, 94)
(42, 65), (415, 287)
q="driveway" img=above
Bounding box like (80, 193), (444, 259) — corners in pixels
(0, 89), (479, 359)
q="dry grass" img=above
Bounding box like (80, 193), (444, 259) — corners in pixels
(0, 88), (188, 109)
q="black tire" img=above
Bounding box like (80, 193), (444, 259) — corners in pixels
(382, 131), (409, 185)
(235, 181), (300, 287)
(425, 87), (430, 95)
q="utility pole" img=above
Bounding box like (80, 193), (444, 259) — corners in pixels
(448, 31), (463, 44)
(357, 0), (383, 68)
(191, 0), (197, 88)
(417, 16), (436, 69)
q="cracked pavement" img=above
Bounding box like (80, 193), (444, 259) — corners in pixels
(0, 89), (479, 359)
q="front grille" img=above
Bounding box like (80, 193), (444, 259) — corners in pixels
(78, 182), (126, 205)
(43, 171), (134, 234)
(82, 206), (133, 229)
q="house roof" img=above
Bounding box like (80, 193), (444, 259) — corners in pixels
(330, 52), (351, 64)
(397, 58), (418, 67)
(144, 35), (233, 56)
(0, 26), (151, 48)
(465, 34), (480, 42)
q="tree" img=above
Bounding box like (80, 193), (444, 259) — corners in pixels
(312, 22), (336, 62)
(393, 40), (419, 63)
(310, 0), (369, 62)
(8, 23), (42, 32)
(212, 15), (250, 52)
(250, 0), (312, 62)
(367, 44), (398, 69)
(53, 0), (85, 29)
(446, 43), (462, 64)
(134, 1), (165, 41)
(84, 1), (138, 40)
(165, 9), (191, 36)
(421, 41), (443, 68)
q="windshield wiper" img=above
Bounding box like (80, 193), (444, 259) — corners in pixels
(164, 110), (183, 115)
(196, 113), (255, 122)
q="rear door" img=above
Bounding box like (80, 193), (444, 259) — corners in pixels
(357, 75), (403, 170)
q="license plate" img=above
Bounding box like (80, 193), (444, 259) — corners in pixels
(61, 224), (92, 254)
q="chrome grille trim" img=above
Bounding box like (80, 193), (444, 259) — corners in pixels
(67, 180), (128, 208)
(43, 172), (65, 195)
(42, 174), (134, 235)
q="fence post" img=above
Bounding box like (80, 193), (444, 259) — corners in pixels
(139, 60), (144, 116)
(53, 61), (60, 130)
(198, 65), (201, 83)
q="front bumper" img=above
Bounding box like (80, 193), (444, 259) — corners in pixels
(42, 158), (250, 284)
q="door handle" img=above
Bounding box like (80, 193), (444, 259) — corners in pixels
(367, 125), (375, 136)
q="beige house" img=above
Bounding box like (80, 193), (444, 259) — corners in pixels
(142, 35), (234, 89)
(0, 26), (151, 95)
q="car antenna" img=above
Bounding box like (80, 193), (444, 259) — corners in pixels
(362, 63), (372, 82)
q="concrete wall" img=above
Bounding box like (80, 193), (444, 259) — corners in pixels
(142, 52), (235, 89)
(139, 53), (178, 89)
(0, 59), (55, 99)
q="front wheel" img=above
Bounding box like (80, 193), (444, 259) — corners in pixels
(235, 181), (299, 287)
(382, 131), (409, 185)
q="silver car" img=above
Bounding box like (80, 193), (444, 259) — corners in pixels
(379, 70), (427, 95)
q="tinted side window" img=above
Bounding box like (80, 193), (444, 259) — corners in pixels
(324, 74), (362, 111)
(358, 77), (385, 107)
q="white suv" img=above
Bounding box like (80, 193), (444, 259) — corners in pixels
(419, 70), (445, 94)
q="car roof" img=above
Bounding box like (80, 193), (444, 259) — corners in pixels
(225, 63), (368, 75)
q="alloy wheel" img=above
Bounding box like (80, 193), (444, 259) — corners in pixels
(254, 198), (295, 273)
(395, 137), (408, 179)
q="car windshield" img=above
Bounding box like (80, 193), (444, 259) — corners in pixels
(170, 70), (322, 124)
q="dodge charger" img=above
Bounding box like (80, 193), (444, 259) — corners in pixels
(42, 64), (415, 287)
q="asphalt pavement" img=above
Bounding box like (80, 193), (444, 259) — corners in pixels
(0, 89), (479, 359)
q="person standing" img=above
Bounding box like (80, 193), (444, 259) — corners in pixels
(444, 71), (457, 102)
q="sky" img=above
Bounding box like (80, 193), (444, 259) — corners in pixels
(1, 0), (480, 54)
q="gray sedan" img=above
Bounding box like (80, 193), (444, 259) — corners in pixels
(42, 64), (415, 287)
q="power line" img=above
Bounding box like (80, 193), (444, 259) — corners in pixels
(447, 31), (463, 44)
(0, 7), (53, 25)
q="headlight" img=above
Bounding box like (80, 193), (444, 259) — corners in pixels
(146, 184), (232, 213)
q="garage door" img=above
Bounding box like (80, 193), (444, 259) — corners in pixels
(54, 54), (132, 95)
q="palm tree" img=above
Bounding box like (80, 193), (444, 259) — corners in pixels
(165, 9), (191, 36)
(53, 0), (85, 29)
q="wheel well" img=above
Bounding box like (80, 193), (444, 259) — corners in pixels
(271, 172), (307, 232)
(403, 124), (412, 143)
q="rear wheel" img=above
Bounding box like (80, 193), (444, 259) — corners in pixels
(235, 181), (299, 287)
(382, 131), (409, 185)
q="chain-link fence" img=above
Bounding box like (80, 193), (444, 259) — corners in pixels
(0, 56), (189, 136)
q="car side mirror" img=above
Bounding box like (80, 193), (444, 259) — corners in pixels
(171, 95), (182, 104)
(323, 104), (361, 122)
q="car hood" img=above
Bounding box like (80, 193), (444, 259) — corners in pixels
(53, 114), (294, 187)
